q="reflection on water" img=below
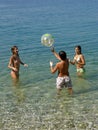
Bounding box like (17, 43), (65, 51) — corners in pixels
(0, 78), (98, 130)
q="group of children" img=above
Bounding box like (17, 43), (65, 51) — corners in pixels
(8, 45), (86, 95)
(50, 46), (85, 95)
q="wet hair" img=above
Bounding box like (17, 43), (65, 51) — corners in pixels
(59, 51), (67, 60)
(11, 46), (18, 54)
(75, 45), (82, 54)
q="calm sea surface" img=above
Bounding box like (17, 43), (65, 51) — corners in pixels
(0, 0), (98, 129)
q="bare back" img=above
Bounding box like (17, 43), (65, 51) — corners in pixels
(57, 59), (69, 77)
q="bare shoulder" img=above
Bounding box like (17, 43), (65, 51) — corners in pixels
(10, 55), (16, 61)
(80, 54), (85, 58)
(10, 55), (14, 60)
(56, 62), (61, 66)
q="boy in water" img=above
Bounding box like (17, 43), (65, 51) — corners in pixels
(8, 46), (28, 83)
(50, 47), (73, 95)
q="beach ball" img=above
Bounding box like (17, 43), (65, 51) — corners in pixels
(41, 34), (54, 47)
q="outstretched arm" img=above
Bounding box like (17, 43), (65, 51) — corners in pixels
(51, 47), (61, 60)
(19, 58), (28, 67)
(69, 59), (75, 65)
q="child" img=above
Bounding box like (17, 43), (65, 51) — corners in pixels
(50, 48), (73, 95)
(69, 45), (86, 76)
(8, 46), (28, 82)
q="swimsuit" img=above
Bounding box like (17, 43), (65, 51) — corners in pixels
(74, 56), (80, 63)
(77, 68), (85, 73)
(74, 55), (85, 73)
(56, 76), (72, 89)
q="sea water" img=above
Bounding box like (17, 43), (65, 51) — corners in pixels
(0, 0), (98, 129)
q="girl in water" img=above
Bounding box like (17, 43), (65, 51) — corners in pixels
(69, 45), (86, 76)
(8, 46), (28, 82)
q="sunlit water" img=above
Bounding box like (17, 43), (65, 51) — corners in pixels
(0, 0), (98, 129)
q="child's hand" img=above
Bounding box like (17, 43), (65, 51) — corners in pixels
(24, 64), (28, 67)
(51, 47), (55, 52)
(13, 67), (18, 72)
(50, 61), (53, 67)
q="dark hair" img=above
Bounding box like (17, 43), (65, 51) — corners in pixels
(59, 51), (67, 60)
(11, 46), (18, 54)
(75, 45), (82, 54)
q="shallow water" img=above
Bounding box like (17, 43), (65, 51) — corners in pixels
(0, 0), (98, 129)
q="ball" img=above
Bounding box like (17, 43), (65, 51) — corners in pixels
(41, 34), (54, 47)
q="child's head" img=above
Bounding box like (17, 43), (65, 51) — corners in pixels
(75, 45), (82, 54)
(11, 46), (18, 54)
(59, 51), (67, 60)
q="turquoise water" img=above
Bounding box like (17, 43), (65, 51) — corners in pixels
(0, 0), (98, 129)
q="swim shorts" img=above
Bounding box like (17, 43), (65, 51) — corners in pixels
(56, 76), (72, 89)
(77, 68), (85, 73)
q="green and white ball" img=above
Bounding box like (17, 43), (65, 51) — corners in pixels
(41, 34), (54, 47)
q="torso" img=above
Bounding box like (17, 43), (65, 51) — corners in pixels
(11, 55), (20, 72)
(57, 59), (69, 77)
(74, 54), (84, 68)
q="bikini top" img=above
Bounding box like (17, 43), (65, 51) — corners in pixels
(74, 55), (81, 62)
